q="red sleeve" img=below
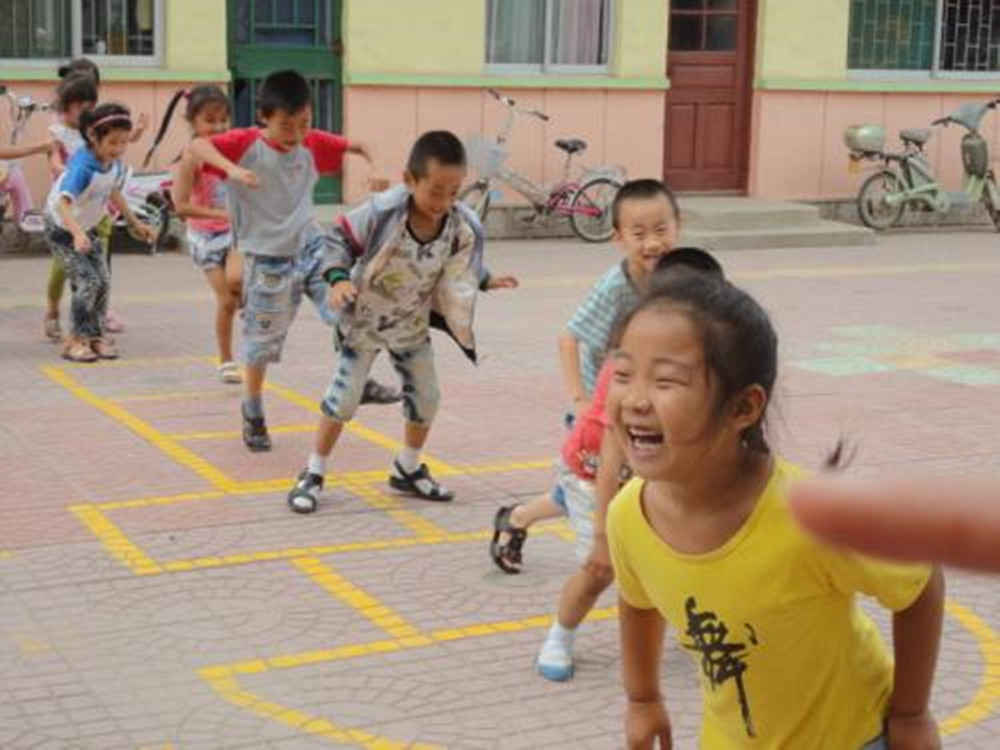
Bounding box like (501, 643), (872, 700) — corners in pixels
(304, 130), (349, 175)
(203, 128), (261, 177)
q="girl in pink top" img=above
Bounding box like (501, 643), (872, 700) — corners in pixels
(172, 86), (243, 384)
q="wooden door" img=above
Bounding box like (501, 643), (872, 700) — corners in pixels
(228, 0), (343, 203)
(664, 0), (755, 191)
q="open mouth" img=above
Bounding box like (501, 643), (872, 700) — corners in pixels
(626, 425), (664, 454)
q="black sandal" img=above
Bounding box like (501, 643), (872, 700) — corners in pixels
(490, 505), (528, 575)
(287, 470), (324, 514)
(388, 461), (454, 502)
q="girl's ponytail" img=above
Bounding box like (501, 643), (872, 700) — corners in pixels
(141, 88), (188, 168)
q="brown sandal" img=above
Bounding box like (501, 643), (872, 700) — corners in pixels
(91, 337), (119, 360)
(62, 337), (98, 363)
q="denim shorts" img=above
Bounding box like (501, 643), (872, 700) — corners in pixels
(550, 460), (596, 563)
(187, 228), (232, 271)
(241, 240), (337, 366)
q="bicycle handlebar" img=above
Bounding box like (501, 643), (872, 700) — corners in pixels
(487, 88), (550, 121)
(931, 117), (949, 126)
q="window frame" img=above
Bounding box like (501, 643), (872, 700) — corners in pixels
(847, 0), (1000, 79)
(484, 0), (615, 76)
(0, 0), (165, 68)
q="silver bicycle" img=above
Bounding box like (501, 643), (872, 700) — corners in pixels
(460, 89), (625, 243)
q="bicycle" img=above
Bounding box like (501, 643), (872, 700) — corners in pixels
(460, 89), (625, 243)
(845, 97), (1000, 231)
(0, 85), (49, 249)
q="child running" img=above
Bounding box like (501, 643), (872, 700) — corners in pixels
(44, 103), (158, 362)
(605, 273), (944, 748)
(285, 130), (518, 512)
(490, 179), (681, 681)
(189, 69), (397, 452)
(171, 86), (243, 384)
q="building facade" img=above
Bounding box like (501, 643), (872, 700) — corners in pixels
(4, 1), (1000, 208)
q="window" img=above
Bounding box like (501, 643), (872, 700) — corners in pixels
(0, 0), (162, 63)
(670, 0), (739, 53)
(486, 0), (613, 72)
(849, 0), (1000, 74)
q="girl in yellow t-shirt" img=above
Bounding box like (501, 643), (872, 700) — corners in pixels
(604, 272), (944, 750)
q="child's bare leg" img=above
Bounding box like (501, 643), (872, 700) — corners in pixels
(203, 268), (238, 364)
(241, 363), (271, 451)
(538, 561), (615, 682)
(510, 492), (564, 530)
(225, 251), (244, 303)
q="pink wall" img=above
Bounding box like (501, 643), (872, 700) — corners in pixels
(342, 86), (665, 204)
(749, 89), (1000, 201)
(2, 80), (224, 209)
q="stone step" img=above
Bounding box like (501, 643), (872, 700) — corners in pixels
(680, 221), (875, 251)
(679, 197), (821, 231)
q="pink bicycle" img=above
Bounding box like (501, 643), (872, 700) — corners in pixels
(460, 89), (625, 243)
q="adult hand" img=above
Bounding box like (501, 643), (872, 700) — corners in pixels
(789, 476), (1000, 572)
(72, 231), (92, 253)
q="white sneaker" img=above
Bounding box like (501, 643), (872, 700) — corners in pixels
(537, 632), (575, 682)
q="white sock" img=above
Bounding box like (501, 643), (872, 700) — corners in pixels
(307, 452), (327, 478)
(397, 446), (420, 473)
(546, 622), (576, 646)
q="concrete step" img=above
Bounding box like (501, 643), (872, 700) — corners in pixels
(679, 197), (821, 230)
(680, 220), (875, 251)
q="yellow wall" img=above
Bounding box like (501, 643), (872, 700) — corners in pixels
(755, 0), (849, 81)
(617, 1), (668, 78)
(345, 0), (485, 76)
(165, 0), (228, 74)
(345, 0), (667, 80)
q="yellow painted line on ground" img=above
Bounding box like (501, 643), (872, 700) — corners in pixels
(12, 634), (53, 655)
(200, 673), (440, 750)
(264, 381), (457, 475)
(343, 480), (450, 538)
(292, 558), (424, 640)
(0, 290), (212, 310)
(70, 505), (162, 576)
(941, 600), (1000, 736)
(95, 489), (228, 511)
(111, 390), (236, 404)
(166, 423), (317, 441)
(44, 365), (241, 493)
(0, 550), (11, 560)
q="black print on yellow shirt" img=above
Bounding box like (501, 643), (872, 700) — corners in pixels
(682, 596), (757, 738)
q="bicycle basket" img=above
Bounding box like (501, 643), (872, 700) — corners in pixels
(464, 133), (509, 178)
(843, 124), (885, 154)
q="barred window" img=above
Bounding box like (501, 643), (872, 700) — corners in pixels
(0, 0), (161, 63)
(849, 0), (1000, 73)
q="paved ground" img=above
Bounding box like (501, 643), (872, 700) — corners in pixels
(1, 231), (999, 749)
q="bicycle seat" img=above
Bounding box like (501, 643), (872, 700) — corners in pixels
(900, 128), (932, 146)
(555, 138), (587, 155)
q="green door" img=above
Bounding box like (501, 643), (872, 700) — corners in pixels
(228, 0), (343, 203)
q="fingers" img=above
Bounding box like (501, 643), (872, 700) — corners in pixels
(789, 477), (1000, 572)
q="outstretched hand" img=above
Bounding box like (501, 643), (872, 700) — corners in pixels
(486, 275), (519, 290)
(789, 476), (1000, 572)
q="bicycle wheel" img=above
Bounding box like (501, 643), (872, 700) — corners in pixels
(459, 182), (492, 225)
(982, 179), (1000, 232)
(570, 176), (622, 243)
(857, 170), (905, 230)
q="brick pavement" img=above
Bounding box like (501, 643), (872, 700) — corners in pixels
(0, 232), (999, 748)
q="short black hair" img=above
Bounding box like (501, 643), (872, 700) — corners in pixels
(79, 102), (132, 146)
(55, 74), (98, 113)
(612, 178), (680, 229)
(406, 130), (467, 179)
(256, 70), (311, 117)
(58, 57), (101, 86)
(653, 247), (724, 280)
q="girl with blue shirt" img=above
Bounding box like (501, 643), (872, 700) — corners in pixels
(44, 103), (157, 362)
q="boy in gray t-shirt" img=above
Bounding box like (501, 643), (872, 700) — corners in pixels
(190, 70), (396, 452)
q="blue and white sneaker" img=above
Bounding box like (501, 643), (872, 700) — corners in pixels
(537, 633), (575, 682)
